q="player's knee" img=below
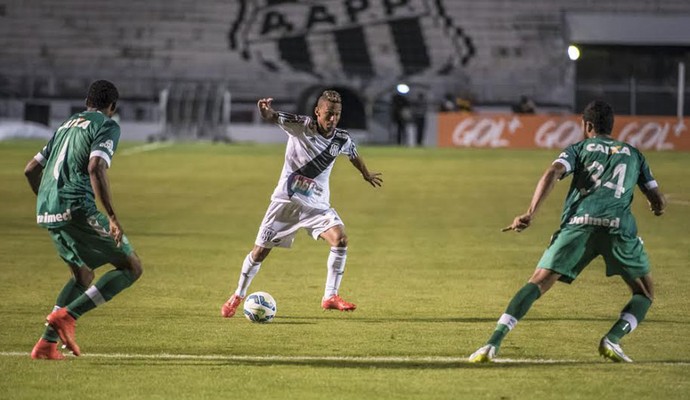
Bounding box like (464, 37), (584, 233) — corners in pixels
(643, 277), (655, 301)
(629, 275), (654, 301)
(335, 234), (348, 248)
(251, 252), (266, 262)
(251, 246), (270, 262)
(637, 287), (654, 302)
(126, 254), (143, 281)
(73, 267), (94, 287)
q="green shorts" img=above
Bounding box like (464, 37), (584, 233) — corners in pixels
(537, 227), (650, 283)
(47, 212), (134, 269)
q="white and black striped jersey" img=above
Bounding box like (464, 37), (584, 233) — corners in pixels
(270, 112), (358, 210)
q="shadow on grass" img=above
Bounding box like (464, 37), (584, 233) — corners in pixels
(278, 315), (496, 323)
(277, 315), (689, 324)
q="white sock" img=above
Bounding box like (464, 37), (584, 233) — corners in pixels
(620, 312), (639, 332)
(498, 313), (518, 330)
(324, 247), (347, 298)
(85, 286), (107, 306)
(236, 254), (261, 297)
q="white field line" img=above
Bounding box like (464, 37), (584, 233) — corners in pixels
(668, 199), (690, 206)
(120, 142), (173, 156)
(665, 194), (690, 206)
(1, 351), (689, 365)
(0, 351), (568, 363)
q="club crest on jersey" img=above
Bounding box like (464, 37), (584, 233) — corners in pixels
(228, 0), (475, 79)
(328, 142), (340, 157)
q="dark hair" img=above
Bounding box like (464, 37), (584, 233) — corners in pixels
(582, 100), (614, 135)
(86, 80), (119, 110)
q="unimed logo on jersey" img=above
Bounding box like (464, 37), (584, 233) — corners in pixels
(228, 0), (475, 78)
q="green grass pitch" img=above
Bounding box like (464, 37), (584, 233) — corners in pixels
(1, 140), (689, 399)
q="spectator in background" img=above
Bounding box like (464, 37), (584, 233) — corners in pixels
(391, 93), (412, 145)
(440, 93), (473, 113)
(412, 93), (427, 146)
(439, 93), (459, 112)
(457, 97), (473, 113)
(513, 95), (536, 114)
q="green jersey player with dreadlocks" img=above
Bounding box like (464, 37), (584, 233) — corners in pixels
(469, 100), (666, 363)
(24, 80), (143, 359)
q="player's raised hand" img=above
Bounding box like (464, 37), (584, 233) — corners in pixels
(502, 213), (533, 233)
(363, 172), (383, 187)
(257, 98), (275, 120)
(257, 97), (273, 110)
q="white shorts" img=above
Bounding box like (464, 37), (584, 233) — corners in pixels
(254, 201), (344, 249)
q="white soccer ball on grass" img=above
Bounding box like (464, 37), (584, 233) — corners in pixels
(243, 291), (277, 323)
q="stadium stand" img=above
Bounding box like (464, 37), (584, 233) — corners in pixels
(1, 0), (689, 142)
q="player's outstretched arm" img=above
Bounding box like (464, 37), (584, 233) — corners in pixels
(642, 186), (666, 216)
(24, 158), (44, 195)
(349, 154), (382, 188)
(257, 98), (279, 124)
(503, 162), (565, 232)
(88, 157), (124, 246)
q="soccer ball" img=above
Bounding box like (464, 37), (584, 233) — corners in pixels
(243, 291), (277, 323)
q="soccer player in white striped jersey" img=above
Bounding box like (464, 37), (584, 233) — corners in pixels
(221, 90), (382, 317)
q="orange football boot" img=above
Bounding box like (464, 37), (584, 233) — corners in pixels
(321, 295), (357, 311)
(30, 338), (65, 360)
(221, 294), (245, 318)
(46, 308), (81, 356)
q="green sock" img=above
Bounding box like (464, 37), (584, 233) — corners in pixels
(67, 269), (136, 318)
(606, 294), (652, 344)
(505, 282), (542, 319)
(42, 278), (86, 342)
(488, 282), (542, 348)
(488, 324), (510, 348)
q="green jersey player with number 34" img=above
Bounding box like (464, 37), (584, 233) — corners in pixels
(469, 100), (666, 363)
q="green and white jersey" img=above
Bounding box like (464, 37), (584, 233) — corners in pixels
(33, 111), (120, 228)
(553, 136), (657, 237)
